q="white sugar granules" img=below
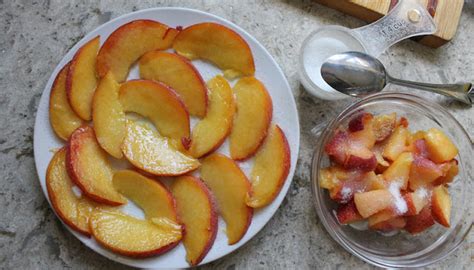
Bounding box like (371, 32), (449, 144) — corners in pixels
(388, 182), (407, 215)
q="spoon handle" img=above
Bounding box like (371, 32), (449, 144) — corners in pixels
(388, 77), (473, 105)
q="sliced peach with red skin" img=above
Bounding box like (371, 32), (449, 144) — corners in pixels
(408, 155), (444, 190)
(336, 200), (363, 225)
(139, 51), (207, 117)
(66, 36), (100, 121)
(371, 217), (406, 232)
(348, 113), (376, 148)
(92, 72), (126, 158)
(171, 176), (218, 266)
(383, 152), (413, 190)
(354, 189), (393, 218)
(424, 128), (458, 163)
(49, 62), (84, 140)
(97, 20), (178, 82)
(382, 125), (409, 161)
(433, 160), (459, 186)
(89, 210), (182, 258)
(230, 77), (273, 160)
(431, 185), (451, 227)
(200, 154), (253, 245)
(246, 125), (290, 208)
(66, 126), (126, 206)
(47, 148), (97, 236)
(121, 121), (199, 176)
(403, 191), (429, 216)
(405, 205), (435, 234)
(325, 131), (377, 172)
(189, 76), (235, 158)
(112, 170), (179, 222)
(173, 22), (255, 79)
(119, 80), (190, 146)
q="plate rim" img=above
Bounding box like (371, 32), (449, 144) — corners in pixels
(33, 6), (300, 268)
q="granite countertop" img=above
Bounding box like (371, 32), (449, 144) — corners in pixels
(1, 0), (472, 269)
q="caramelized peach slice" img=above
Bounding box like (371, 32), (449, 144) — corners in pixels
(171, 176), (218, 266)
(121, 121), (199, 176)
(119, 80), (190, 145)
(189, 76), (235, 158)
(96, 20), (178, 82)
(113, 170), (178, 222)
(66, 36), (100, 120)
(90, 210), (182, 258)
(382, 125), (409, 161)
(383, 152), (413, 190)
(173, 22), (255, 79)
(230, 77), (272, 160)
(49, 63), (84, 140)
(424, 128), (458, 163)
(47, 148), (96, 236)
(200, 154), (252, 245)
(246, 125), (290, 208)
(139, 51), (207, 117)
(354, 189), (393, 218)
(92, 72), (126, 158)
(66, 126), (126, 205)
(431, 185), (451, 227)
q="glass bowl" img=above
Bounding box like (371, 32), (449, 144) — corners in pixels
(311, 92), (473, 268)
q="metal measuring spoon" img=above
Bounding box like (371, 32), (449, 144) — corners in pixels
(321, 51), (473, 105)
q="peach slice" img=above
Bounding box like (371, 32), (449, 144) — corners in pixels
(90, 210), (182, 258)
(405, 205), (435, 234)
(433, 160), (459, 186)
(408, 155), (444, 190)
(173, 22), (255, 79)
(139, 51), (207, 117)
(170, 176), (218, 266)
(112, 170), (179, 222)
(119, 80), (190, 146)
(66, 126), (126, 205)
(49, 63), (84, 140)
(354, 189), (393, 218)
(382, 152), (413, 190)
(229, 77), (273, 160)
(371, 217), (406, 232)
(96, 20), (178, 82)
(336, 200), (363, 225)
(403, 191), (429, 216)
(325, 131), (377, 172)
(92, 72), (126, 158)
(382, 125), (409, 161)
(189, 76), (235, 158)
(46, 148), (96, 236)
(348, 113), (376, 148)
(431, 185), (451, 227)
(246, 125), (290, 208)
(121, 121), (199, 176)
(66, 36), (100, 121)
(424, 128), (459, 163)
(200, 154), (253, 245)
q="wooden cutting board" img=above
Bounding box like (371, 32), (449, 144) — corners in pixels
(313, 0), (464, 48)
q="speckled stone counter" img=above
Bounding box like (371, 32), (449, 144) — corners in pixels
(1, 0), (472, 269)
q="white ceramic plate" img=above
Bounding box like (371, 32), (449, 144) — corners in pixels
(34, 7), (299, 268)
